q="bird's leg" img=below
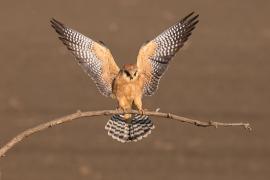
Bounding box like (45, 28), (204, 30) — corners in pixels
(116, 106), (124, 113)
(139, 109), (145, 115)
(116, 98), (127, 113)
(134, 97), (146, 115)
(118, 99), (131, 120)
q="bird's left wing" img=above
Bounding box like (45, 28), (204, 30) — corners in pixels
(137, 12), (199, 96)
(51, 18), (120, 97)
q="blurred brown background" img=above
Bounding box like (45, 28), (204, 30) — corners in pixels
(0, 0), (269, 179)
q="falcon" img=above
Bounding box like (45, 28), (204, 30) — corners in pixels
(50, 12), (199, 143)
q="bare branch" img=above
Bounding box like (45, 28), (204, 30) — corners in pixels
(0, 109), (251, 158)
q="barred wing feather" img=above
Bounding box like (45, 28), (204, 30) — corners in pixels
(137, 12), (199, 96)
(51, 19), (120, 97)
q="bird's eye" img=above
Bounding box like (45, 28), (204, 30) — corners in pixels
(124, 70), (131, 76)
(134, 71), (137, 76)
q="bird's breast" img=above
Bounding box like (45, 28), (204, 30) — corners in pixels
(113, 77), (143, 100)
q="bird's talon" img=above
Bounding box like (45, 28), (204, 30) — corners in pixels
(116, 107), (124, 114)
(139, 109), (146, 115)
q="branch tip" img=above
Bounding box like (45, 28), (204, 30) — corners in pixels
(244, 124), (252, 131)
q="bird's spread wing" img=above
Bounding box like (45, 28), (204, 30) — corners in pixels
(51, 19), (120, 97)
(137, 12), (199, 96)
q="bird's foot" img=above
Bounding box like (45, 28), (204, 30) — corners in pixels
(116, 107), (131, 119)
(138, 108), (148, 115)
(124, 114), (132, 120)
(116, 107), (124, 114)
(116, 107), (129, 114)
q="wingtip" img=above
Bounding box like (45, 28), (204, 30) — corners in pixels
(50, 18), (65, 27)
(183, 11), (199, 22)
(190, 11), (195, 16)
(190, 11), (199, 17)
(184, 12), (199, 28)
(50, 17), (68, 36)
(50, 17), (57, 24)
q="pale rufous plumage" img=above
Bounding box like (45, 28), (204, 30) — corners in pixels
(51, 12), (199, 142)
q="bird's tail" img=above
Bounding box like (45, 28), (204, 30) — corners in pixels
(105, 114), (155, 143)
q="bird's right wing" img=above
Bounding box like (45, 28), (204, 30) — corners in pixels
(137, 12), (199, 96)
(51, 18), (120, 97)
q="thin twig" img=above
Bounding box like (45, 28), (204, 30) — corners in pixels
(0, 109), (251, 158)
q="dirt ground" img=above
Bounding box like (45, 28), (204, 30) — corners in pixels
(0, 0), (269, 179)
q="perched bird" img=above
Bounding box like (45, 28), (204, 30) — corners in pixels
(50, 12), (199, 143)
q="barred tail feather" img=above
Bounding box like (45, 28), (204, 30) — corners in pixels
(105, 114), (155, 143)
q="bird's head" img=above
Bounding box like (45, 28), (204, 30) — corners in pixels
(121, 64), (139, 81)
